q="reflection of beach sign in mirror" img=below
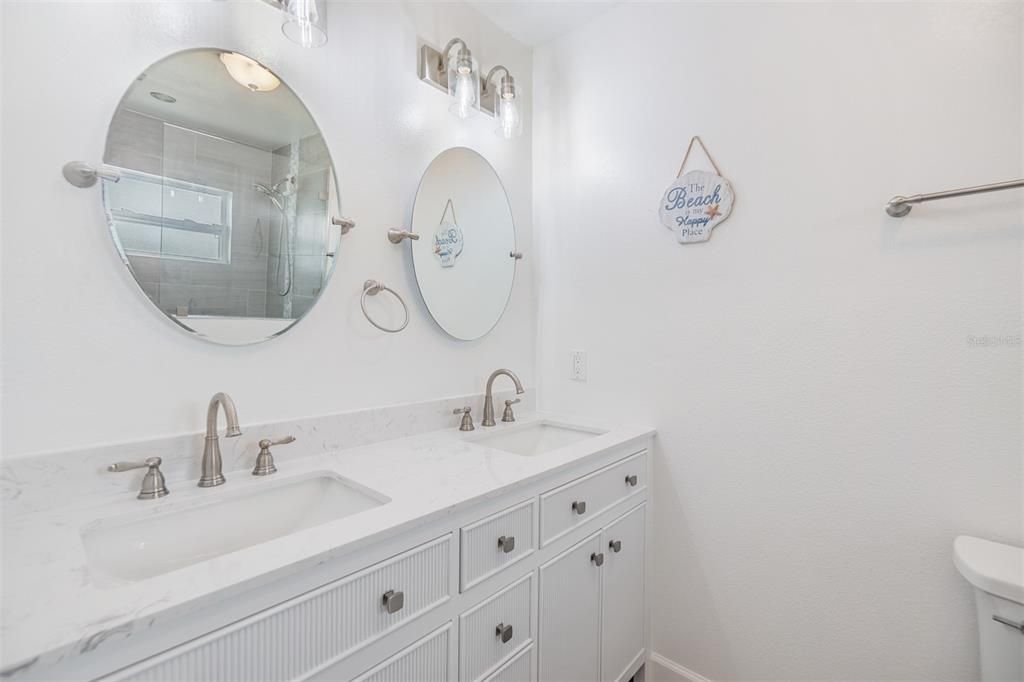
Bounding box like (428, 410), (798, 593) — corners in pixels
(434, 221), (464, 267)
(659, 169), (735, 243)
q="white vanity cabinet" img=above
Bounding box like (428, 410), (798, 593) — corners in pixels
(81, 440), (651, 682)
(538, 504), (646, 682)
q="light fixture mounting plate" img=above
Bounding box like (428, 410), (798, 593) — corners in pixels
(419, 44), (449, 95)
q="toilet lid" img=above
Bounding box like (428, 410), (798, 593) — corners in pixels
(954, 535), (1024, 604)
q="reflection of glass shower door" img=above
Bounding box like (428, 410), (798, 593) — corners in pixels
(159, 122), (272, 318)
(285, 134), (333, 319)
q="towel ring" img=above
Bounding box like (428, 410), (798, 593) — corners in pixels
(361, 280), (409, 333)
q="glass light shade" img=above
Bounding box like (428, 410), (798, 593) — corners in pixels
(219, 52), (281, 92)
(496, 80), (523, 139)
(281, 0), (327, 48)
(447, 49), (479, 119)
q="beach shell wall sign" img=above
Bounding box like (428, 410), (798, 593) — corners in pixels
(659, 137), (735, 243)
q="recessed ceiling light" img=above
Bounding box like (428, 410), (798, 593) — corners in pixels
(218, 52), (281, 93)
(149, 91), (176, 104)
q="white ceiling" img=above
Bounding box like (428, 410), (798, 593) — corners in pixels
(467, 1), (617, 47)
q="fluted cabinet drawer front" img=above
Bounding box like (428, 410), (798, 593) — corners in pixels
(348, 623), (452, 682)
(540, 451), (646, 546)
(460, 499), (536, 591)
(459, 573), (534, 682)
(483, 644), (533, 682)
(109, 535), (452, 682)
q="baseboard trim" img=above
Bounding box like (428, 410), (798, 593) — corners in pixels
(647, 652), (712, 682)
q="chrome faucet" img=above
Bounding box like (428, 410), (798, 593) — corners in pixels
(482, 369), (525, 427)
(198, 392), (242, 488)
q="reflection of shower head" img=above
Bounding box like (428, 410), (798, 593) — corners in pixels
(254, 181), (285, 211)
(254, 176), (295, 211)
(255, 175), (298, 298)
(272, 176), (295, 195)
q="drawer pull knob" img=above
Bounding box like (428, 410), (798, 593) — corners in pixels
(572, 500), (587, 515)
(498, 535), (516, 553)
(591, 552), (605, 567)
(609, 539), (622, 553)
(993, 615), (1024, 633)
(625, 474), (638, 487)
(382, 589), (404, 614)
(495, 622), (514, 643)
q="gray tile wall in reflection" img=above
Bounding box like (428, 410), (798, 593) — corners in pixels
(105, 110), (283, 319)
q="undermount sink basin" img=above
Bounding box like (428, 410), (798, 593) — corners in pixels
(82, 473), (389, 583)
(471, 420), (605, 456)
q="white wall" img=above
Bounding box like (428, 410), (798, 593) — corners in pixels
(534, 2), (1022, 680)
(0, 1), (534, 456)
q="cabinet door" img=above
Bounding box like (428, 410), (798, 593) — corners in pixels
(600, 504), (646, 682)
(538, 532), (602, 682)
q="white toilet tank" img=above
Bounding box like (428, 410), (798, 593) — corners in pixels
(954, 536), (1024, 681)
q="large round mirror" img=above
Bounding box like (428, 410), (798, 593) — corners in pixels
(101, 48), (341, 345)
(410, 148), (516, 340)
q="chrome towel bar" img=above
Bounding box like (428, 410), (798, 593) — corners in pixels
(886, 178), (1024, 217)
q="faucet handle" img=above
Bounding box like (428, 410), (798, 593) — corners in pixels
(108, 457), (169, 500)
(253, 436), (295, 476)
(453, 406), (475, 432)
(502, 398), (521, 423)
(259, 436), (296, 448)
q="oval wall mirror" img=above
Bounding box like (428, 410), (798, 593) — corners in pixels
(410, 148), (517, 340)
(101, 48), (342, 345)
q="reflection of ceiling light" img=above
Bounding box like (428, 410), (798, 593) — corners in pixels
(218, 52), (281, 93)
(149, 91), (176, 104)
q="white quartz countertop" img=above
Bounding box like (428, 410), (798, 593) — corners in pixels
(1, 413), (652, 674)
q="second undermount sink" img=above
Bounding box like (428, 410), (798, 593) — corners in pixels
(82, 473), (389, 583)
(471, 420), (605, 456)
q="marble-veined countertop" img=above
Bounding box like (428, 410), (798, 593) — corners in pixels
(0, 413), (652, 676)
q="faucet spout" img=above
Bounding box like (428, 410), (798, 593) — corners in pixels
(482, 369), (525, 427)
(199, 392), (242, 488)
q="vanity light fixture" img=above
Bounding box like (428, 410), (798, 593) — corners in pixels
(419, 38), (480, 119)
(481, 65), (522, 139)
(281, 0), (327, 48)
(259, 0), (327, 48)
(219, 52), (281, 92)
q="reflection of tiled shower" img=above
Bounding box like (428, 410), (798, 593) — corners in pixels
(104, 110), (331, 320)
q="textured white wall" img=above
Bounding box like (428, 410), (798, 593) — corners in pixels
(0, 1), (535, 456)
(533, 2), (1022, 680)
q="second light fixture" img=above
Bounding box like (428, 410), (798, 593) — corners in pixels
(419, 38), (523, 138)
(481, 65), (522, 139)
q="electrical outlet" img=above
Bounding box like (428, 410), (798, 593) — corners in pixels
(570, 350), (587, 381)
